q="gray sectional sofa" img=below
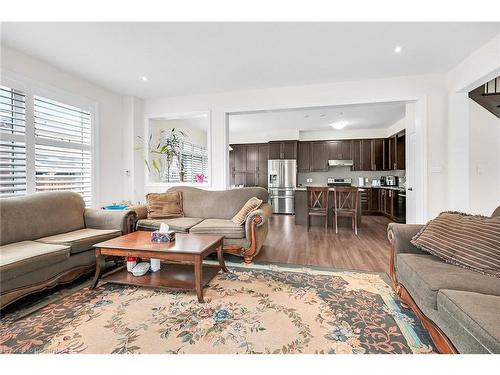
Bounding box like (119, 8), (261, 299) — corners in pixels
(131, 186), (272, 263)
(388, 206), (500, 354)
(0, 191), (136, 309)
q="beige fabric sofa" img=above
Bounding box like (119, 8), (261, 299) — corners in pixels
(388, 206), (500, 353)
(131, 186), (272, 263)
(0, 191), (136, 309)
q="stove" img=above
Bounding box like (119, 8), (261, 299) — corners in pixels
(327, 178), (352, 187)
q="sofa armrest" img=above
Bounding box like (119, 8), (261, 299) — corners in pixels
(387, 223), (425, 256)
(387, 222), (425, 288)
(84, 209), (137, 234)
(245, 202), (273, 229)
(128, 204), (148, 220)
(240, 203), (272, 262)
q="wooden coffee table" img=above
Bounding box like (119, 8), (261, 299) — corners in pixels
(90, 231), (227, 302)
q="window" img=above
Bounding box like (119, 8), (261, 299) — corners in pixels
(34, 96), (92, 205)
(0, 86), (27, 197)
(0, 84), (94, 205)
(180, 141), (209, 183)
(159, 136), (209, 183)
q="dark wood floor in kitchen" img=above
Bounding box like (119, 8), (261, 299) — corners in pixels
(255, 214), (392, 274)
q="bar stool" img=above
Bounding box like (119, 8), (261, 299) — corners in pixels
(333, 187), (360, 235)
(306, 186), (330, 232)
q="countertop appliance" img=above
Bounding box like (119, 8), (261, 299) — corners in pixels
(385, 176), (399, 187)
(268, 159), (297, 214)
(327, 178), (352, 187)
(328, 159), (354, 167)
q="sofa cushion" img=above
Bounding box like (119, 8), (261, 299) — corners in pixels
(0, 241), (70, 281)
(37, 228), (121, 254)
(411, 211), (500, 278)
(136, 217), (204, 232)
(396, 253), (500, 311)
(190, 219), (245, 239)
(146, 191), (184, 219)
(167, 186), (268, 220)
(0, 191), (85, 246)
(437, 290), (500, 353)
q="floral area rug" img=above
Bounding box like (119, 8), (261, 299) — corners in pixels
(0, 263), (435, 354)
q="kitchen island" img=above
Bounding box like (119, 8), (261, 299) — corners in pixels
(294, 187), (363, 227)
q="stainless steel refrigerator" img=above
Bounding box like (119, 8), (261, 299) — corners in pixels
(268, 159), (297, 214)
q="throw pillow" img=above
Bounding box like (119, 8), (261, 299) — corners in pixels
(231, 197), (263, 225)
(411, 211), (500, 278)
(146, 191), (184, 219)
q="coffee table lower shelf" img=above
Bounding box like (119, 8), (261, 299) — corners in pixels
(100, 263), (222, 292)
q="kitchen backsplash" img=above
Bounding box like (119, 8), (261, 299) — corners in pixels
(297, 167), (406, 187)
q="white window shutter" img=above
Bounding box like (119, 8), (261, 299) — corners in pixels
(0, 86), (27, 197)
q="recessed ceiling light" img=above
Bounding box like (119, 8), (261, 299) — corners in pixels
(319, 114), (326, 118)
(394, 45), (403, 54)
(330, 121), (348, 130)
(141, 76), (148, 82)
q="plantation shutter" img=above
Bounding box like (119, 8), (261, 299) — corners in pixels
(0, 85), (27, 197)
(34, 96), (92, 205)
(158, 132), (209, 183)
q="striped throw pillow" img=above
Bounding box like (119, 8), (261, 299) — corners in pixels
(231, 197), (263, 225)
(411, 212), (500, 278)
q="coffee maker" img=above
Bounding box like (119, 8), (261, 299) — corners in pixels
(385, 176), (398, 186)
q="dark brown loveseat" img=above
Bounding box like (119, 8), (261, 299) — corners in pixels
(0, 191), (136, 309)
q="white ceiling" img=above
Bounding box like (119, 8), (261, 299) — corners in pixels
(229, 102), (406, 133)
(1, 22), (499, 98)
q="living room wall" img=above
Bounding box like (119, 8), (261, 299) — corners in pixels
(0, 46), (127, 207)
(142, 73), (448, 222)
(469, 100), (500, 215)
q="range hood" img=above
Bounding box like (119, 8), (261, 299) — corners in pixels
(328, 159), (354, 167)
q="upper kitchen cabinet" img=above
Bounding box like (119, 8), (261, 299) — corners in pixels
(310, 142), (328, 171)
(356, 138), (384, 171)
(257, 143), (269, 173)
(328, 140), (352, 160)
(372, 139), (385, 171)
(396, 131), (406, 170)
(245, 144), (258, 172)
(268, 140), (298, 160)
(351, 140), (362, 171)
(387, 130), (406, 170)
(297, 141), (311, 172)
(360, 139), (373, 171)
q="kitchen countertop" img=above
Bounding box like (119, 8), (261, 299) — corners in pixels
(294, 186), (405, 192)
(294, 186), (366, 192)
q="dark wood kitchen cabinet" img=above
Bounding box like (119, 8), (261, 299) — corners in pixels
(357, 139), (384, 171)
(328, 140), (352, 160)
(268, 140), (297, 160)
(360, 139), (373, 171)
(297, 141), (311, 172)
(372, 139), (385, 171)
(310, 141), (328, 171)
(351, 140), (362, 171)
(396, 131), (406, 170)
(257, 144), (268, 173)
(229, 143), (268, 188)
(387, 130), (406, 170)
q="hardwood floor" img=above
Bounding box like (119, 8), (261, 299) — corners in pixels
(255, 214), (392, 274)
